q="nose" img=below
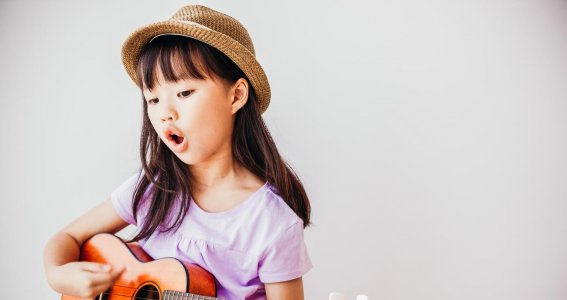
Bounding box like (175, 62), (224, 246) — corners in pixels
(160, 100), (178, 123)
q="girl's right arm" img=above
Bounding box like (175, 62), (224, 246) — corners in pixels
(43, 198), (129, 298)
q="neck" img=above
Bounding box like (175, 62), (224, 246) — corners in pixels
(188, 152), (244, 191)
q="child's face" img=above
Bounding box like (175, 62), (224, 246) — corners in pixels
(142, 65), (248, 166)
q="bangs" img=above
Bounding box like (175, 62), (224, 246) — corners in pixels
(136, 35), (215, 91)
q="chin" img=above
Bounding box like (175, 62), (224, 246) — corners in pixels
(177, 151), (204, 166)
(175, 154), (193, 165)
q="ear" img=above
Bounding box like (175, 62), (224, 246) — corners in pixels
(230, 78), (249, 115)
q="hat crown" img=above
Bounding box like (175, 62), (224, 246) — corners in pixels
(170, 5), (256, 56)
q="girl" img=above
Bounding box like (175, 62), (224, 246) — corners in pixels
(43, 5), (312, 300)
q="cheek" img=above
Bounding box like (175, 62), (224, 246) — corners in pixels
(188, 107), (232, 143)
(146, 110), (164, 138)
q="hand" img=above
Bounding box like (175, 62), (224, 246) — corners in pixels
(47, 261), (125, 298)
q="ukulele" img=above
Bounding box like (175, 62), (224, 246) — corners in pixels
(61, 233), (224, 300)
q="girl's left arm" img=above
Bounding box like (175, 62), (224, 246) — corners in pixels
(265, 277), (305, 300)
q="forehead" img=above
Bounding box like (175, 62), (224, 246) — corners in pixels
(141, 65), (229, 96)
(142, 66), (202, 91)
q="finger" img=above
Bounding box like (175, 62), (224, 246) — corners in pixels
(80, 262), (111, 273)
(72, 272), (117, 299)
(85, 269), (123, 287)
(110, 265), (126, 279)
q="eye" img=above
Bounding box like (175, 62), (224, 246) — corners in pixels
(146, 98), (158, 105)
(178, 90), (194, 98)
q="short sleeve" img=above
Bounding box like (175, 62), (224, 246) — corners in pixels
(110, 171), (143, 225)
(258, 221), (313, 283)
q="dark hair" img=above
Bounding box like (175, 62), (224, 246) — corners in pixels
(128, 35), (310, 242)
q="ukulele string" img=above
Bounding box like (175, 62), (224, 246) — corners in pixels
(98, 287), (218, 300)
(105, 284), (137, 290)
(97, 293), (157, 300)
(98, 292), (217, 300)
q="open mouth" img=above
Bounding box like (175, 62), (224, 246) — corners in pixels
(170, 133), (184, 144)
(163, 127), (187, 152)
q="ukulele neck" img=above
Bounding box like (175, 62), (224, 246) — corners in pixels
(163, 289), (223, 300)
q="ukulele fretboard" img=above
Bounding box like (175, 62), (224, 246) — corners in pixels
(163, 289), (224, 300)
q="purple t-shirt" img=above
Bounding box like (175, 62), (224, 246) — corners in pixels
(110, 171), (313, 299)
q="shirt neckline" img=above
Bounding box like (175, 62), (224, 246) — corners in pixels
(189, 181), (270, 218)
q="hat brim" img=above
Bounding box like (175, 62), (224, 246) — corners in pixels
(121, 20), (271, 114)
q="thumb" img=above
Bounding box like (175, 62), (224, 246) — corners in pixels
(109, 265), (126, 278)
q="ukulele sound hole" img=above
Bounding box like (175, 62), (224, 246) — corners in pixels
(134, 283), (160, 300)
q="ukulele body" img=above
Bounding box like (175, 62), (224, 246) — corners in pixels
(61, 233), (217, 300)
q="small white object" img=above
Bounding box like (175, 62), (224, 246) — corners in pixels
(356, 295), (369, 300)
(329, 292), (347, 300)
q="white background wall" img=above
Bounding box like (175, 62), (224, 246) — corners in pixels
(1, 0), (567, 299)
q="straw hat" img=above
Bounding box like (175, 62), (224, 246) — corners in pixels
(121, 5), (271, 114)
